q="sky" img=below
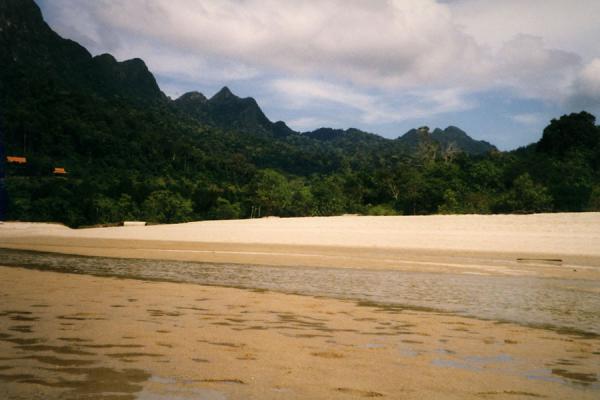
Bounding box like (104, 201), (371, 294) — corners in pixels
(37, 0), (600, 150)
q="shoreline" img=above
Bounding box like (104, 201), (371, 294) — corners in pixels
(2, 213), (600, 280)
(2, 236), (600, 279)
(1, 266), (599, 399)
(1, 247), (599, 338)
(2, 214), (599, 398)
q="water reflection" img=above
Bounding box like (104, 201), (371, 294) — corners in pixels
(0, 248), (599, 335)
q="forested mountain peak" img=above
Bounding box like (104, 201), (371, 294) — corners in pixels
(397, 128), (421, 141)
(0, 0), (165, 103)
(90, 54), (164, 101)
(302, 127), (386, 144)
(0, 0), (89, 78)
(173, 91), (209, 119)
(433, 126), (469, 138)
(537, 111), (599, 157)
(271, 120), (295, 137)
(175, 91), (208, 104)
(0, 0), (50, 34)
(208, 86), (261, 111)
(174, 86), (279, 135)
(302, 128), (347, 141)
(210, 86), (236, 102)
(397, 126), (496, 155)
(432, 126), (496, 154)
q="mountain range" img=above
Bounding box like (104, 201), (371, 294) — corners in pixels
(171, 85), (497, 153)
(0, 0), (494, 155)
(172, 83), (496, 153)
(172, 85), (496, 153)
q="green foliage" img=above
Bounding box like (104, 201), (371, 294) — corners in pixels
(367, 204), (398, 216)
(537, 112), (599, 157)
(208, 197), (241, 220)
(587, 186), (600, 211)
(252, 169), (293, 217)
(142, 190), (193, 224)
(91, 194), (138, 224)
(494, 174), (553, 214)
(438, 189), (461, 214)
(310, 175), (347, 216)
(287, 179), (314, 216)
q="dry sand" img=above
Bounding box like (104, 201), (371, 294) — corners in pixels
(1, 266), (599, 399)
(1, 213), (600, 279)
(3, 213), (600, 253)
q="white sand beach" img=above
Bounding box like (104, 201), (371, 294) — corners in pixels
(3, 213), (600, 253)
(1, 213), (600, 279)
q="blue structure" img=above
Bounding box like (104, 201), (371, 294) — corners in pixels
(0, 125), (7, 222)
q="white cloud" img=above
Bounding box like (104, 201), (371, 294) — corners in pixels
(510, 113), (543, 126)
(271, 79), (377, 111)
(120, 44), (259, 86)
(566, 58), (600, 112)
(270, 78), (474, 124)
(39, 0), (600, 128)
(41, 0), (486, 90)
(450, 0), (600, 60)
(493, 34), (581, 100)
(42, 1), (596, 96)
(286, 117), (324, 131)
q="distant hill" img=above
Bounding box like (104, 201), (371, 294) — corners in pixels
(173, 83), (493, 155)
(174, 87), (295, 138)
(302, 125), (495, 156)
(398, 126), (496, 155)
(303, 127), (383, 142)
(0, 0), (164, 103)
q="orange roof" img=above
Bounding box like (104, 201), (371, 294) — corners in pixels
(7, 156), (27, 164)
(53, 167), (67, 175)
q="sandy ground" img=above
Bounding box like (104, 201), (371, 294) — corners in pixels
(1, 266), (599, 400)
(1, 214), (600, 279)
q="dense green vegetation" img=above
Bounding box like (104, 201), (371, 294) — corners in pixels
(1, 0), (600, 227)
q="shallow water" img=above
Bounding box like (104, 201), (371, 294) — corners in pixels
(1, 248), (599, 335)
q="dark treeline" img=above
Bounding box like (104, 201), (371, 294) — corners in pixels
(3, 99), (599, 227)
(1, 0), (600, 227)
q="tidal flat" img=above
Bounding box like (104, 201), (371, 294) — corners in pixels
(1, 265), (599, 400)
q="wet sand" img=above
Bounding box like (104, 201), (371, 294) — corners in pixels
(1, 266), (599, 399)
(1, 215), (599, 398)
(2, 248), (599, 335)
